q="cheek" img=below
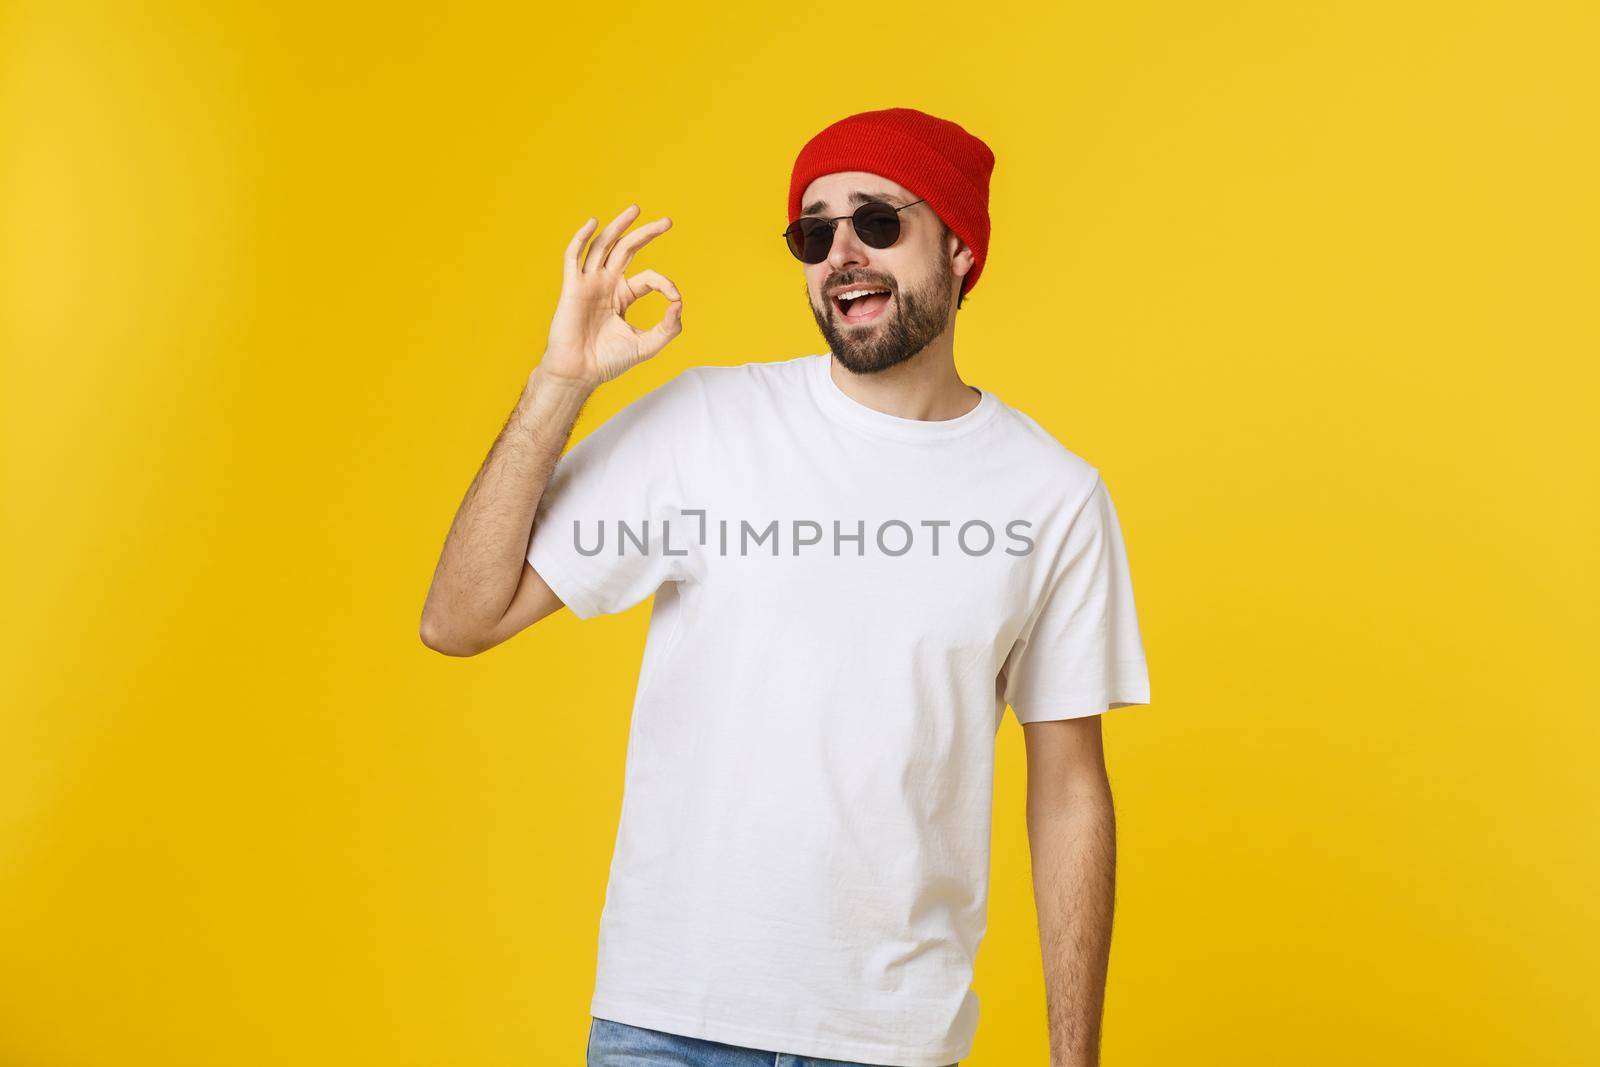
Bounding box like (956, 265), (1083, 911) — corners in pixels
(876, 251), (922, 290)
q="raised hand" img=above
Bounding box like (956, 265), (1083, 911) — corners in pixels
(539, 204), (683, 390)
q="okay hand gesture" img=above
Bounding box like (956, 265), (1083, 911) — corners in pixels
(539, 204), (683, 390)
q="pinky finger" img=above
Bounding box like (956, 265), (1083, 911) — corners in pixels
(563, 217), (597, 276)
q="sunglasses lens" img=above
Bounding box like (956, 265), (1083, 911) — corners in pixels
(787, 217), (833, 263)
(853, 203), (901, 248)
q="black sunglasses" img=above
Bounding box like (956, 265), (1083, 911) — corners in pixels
(781, 199), (926, 264)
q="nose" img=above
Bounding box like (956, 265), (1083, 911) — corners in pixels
(824, 215), (871, 276)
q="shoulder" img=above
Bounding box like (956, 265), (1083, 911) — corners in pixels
(610, 356), (811, 430)
(680, 354), (815, 395)
(985, 398), (1103, 506)
(646, 355), (817, 418)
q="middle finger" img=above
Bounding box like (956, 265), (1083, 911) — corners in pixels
(604, 216), (672, 275)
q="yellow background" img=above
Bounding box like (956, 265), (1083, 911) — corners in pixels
(3, 1), (1596, 1064)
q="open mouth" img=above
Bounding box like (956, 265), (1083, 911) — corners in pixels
(832, 287), (893, 324)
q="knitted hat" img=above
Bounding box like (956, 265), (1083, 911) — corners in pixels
(788, 107), (996, 296)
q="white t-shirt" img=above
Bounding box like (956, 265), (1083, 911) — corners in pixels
(526, 352), (1150, 1067)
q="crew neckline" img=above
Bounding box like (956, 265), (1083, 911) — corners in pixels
(806, 352), (1001, 442)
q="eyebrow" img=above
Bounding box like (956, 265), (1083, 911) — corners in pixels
(801, 190), (907, 216)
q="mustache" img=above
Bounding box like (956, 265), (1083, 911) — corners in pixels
(825, 278), (895, 293)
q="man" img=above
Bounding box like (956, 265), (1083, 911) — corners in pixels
(420, 107), (1151, 1067)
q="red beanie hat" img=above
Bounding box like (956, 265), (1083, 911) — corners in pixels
(788, 107), (996, 296)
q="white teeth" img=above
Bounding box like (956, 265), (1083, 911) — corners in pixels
(835, 287), (889, 302)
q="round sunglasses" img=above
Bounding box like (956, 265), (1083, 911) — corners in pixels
(781, 199), (926, 264)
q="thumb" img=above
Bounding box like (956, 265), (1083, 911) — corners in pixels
(635, 296), (683, 360)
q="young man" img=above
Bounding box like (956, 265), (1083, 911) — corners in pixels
(420, 107), (1152, 1067)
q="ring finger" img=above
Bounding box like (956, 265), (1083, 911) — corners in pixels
(581, 204), (641, 273)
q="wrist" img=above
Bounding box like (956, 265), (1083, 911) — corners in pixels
(527, 360), (597, 399)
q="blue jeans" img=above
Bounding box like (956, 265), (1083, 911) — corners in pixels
(586, 1016), (959, 1067)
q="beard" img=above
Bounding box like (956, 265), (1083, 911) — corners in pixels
(808, 269), (956, 375)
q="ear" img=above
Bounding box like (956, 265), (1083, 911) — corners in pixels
(948, 233), (975, 286)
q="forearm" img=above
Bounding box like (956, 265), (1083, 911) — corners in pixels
(1026, 786), (1116, 1067)
(421, 362), (591, 649)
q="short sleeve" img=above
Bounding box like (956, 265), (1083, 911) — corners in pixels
(1002, 472), (1151, 723)
(525, 369), (701, 620)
